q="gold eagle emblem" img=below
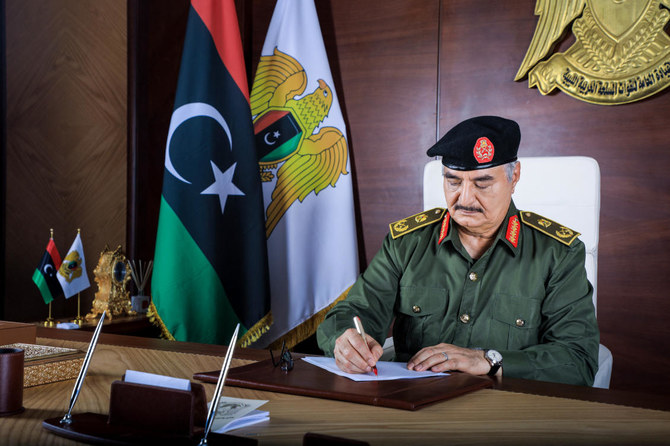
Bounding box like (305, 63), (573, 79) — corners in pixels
(251, 48), (349, 237)
(58, 250), (83, 283)
(515, 0), (670, 105)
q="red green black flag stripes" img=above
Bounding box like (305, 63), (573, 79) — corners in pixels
(32, 238), (63, 305)
(150, 0), (272, 346)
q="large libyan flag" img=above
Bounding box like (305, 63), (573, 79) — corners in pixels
(252, 0), (359, 348)
(150, 0), (271, 347)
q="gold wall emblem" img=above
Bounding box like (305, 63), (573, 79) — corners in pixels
(516, 0), (670, 105)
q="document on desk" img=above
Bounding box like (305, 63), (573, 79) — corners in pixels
(210, 396), (269, 433)
(302, 357), (448, 382)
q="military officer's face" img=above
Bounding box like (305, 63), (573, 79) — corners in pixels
(443, 162), (520, 236)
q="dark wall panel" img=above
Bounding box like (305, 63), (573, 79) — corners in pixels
(324, 1), (440, 263)
(128, 0), (189, 268)
(3, 0), (127, 322)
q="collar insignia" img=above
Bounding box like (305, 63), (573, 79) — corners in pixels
(438, 212), (451, 244)
(505, 215), (520, 248)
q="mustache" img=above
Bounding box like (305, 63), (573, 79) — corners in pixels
(454, 205), (484, 213)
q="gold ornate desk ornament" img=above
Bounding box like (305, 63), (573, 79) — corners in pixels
(86, 246), (132, 321)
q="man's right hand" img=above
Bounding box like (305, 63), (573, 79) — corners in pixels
(333, 328), (383, 374)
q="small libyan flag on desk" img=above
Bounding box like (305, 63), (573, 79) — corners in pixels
(32, 237), (63, 305)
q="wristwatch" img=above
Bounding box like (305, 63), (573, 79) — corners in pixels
(483, 349), (503, 376)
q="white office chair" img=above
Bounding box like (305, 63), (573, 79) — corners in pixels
(422, 157), (612, 388)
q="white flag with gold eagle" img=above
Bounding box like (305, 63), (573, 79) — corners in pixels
(57, 232), (90, 299)
(251, 0), (358, 348)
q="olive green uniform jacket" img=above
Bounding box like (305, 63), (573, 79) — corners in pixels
(317, 201), (600, 386)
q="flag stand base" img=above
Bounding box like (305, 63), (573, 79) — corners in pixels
(43, 302), (56, 327)
(72, 293), (85, 326)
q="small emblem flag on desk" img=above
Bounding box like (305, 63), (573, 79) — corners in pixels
(57, 232), (90, 299)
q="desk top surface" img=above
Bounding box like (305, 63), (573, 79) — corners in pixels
(1, 329), (669, 446)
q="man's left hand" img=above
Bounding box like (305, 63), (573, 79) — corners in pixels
(407, 343), (500, 376)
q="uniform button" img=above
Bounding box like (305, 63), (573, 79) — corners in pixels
(412, 305), (421, 313)
(459, 313), (471, 324)
(516, 318), (525, 327)
(468, 272), (478, 281)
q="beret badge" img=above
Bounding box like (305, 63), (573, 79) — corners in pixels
(473, 137), (494, 164)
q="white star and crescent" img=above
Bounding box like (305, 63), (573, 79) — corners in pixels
(264, 130), (280, 145)
(164, 102), (233, 184)
(164, 102), (245, 213)
(43, 264), (55, 277)
(201, 161), (244, 214)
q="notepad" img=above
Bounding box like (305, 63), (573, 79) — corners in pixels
(302, 357), (448, 382)
(210, 396), (269, 433)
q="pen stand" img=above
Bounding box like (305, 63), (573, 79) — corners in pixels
(43, 379), (259, 445)
(108, 380), (207, 436)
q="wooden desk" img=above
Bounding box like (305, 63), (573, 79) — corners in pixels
(2, 329), (669, 445)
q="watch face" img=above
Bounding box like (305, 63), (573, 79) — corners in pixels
(486, 349), (503, 364)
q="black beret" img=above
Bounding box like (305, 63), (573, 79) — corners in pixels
(426, 116), (520, 170)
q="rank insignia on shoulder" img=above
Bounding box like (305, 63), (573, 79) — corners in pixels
(519, 211), (580, 246)
(390, 208), (446, 239)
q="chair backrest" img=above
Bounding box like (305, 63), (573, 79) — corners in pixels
(423, 156), (601, 312)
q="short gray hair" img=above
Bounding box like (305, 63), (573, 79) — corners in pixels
(504, 160), (518, 182)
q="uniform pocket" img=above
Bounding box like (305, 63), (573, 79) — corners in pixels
(393, 287), (447, 357)
(491, 294), (541, 350)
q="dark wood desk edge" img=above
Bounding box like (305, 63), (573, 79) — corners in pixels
(37, 327), (670, 412)
(492, 376), (670, 412)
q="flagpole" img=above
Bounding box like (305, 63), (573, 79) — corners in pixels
(44, 303), (55, 327)
(72, 293), (84, 326)
(43, 228), (57, 327)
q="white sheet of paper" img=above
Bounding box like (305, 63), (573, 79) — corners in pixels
(302, 357), (448, 381)
(123, 369), (191, 391)
(210, 397), (269, 433)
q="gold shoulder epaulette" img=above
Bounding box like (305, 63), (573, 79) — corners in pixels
(389, 208), (446, 239)
(519, 211), (580, 246)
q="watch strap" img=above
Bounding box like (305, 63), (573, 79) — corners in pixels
(484, 349), (502, 376)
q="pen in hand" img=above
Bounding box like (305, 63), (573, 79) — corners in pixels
(353, 316), (378, 376)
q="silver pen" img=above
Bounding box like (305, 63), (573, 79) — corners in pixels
(198, 323), (240, 445)
(61, 310), (106, 425)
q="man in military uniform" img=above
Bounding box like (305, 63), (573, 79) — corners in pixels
(316, 116), (600, 386)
